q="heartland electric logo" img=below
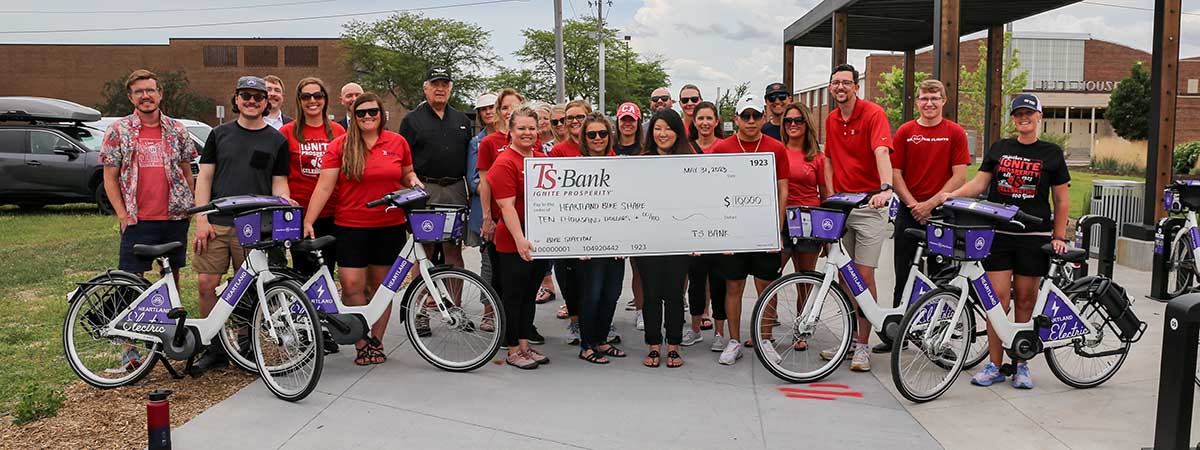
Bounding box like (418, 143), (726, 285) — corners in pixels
(906, 134), (951, 144)
(421, 220), (435, 233)
(532, 163), (612, 190)
(150, 293), (165, 308)
(821, 218), (834, 231)
(974, 237), (986, 251)
(242, 223), (254, 238)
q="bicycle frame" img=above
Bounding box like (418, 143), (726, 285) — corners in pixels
(1172, 210), (1200, 276)
(799, 239), (923, 333)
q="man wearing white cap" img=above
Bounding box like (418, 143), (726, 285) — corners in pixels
(708, 94), (791, 365)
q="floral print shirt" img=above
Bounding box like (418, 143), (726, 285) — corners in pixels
(99, 113), (198, 221)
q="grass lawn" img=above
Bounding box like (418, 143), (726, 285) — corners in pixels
(965, 166), (1143, 218)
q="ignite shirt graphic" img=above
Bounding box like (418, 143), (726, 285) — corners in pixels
(979, 138), (1070, 234)
(994, 155), (1042, 200)
(298, 141), (329, 177)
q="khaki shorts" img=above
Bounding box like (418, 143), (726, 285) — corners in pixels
(842, 207), (888, 268)
(424, 179), (469, 207)
(193, 224), (249, 275)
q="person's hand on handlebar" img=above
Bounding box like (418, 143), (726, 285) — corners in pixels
(911, 199), (937, 223)
(868, 190), (892, 209)
(302, 221), (316, 239)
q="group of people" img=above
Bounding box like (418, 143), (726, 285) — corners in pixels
(99, 62), (1071, 390)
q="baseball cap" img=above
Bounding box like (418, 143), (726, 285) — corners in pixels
(1010, 94), (1041, 115)
(426, 66), (452, 82)
(616, 102), (640, 120)
(236, 76), (268, 93)
(735, 94), (764, 114)
(765, 82), (789, 96)
(474, 93), (497, 110)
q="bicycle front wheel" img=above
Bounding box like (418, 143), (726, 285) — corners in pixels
(1044, 289), (1131, 389)
(1169, 231), (1196, 298)
(253, 279), (323, 402)
(751, 272), (853, 383)
(220, 290), (258, 373)
(405, 267), (504, 372)
(961, 302), (990, 370)
(891, 287), (973, 403)
(63, 276), (160, 389)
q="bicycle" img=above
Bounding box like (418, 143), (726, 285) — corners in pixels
(1161, 180), (1200, 387)
(286, 186), (503, 372)
(750, 191), (988, 383)
(62, 195), (325, 402)
(890, 197), (1146, 403)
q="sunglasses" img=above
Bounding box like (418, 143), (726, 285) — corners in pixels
(739, 110), (764, 121)
(767, 93), (790, 102)
(586, 130), (610, 139)
(680, 96), (701, 104)
(566, 114), (587, 122)
(354, 107), (381, 118)
(299, 91), (327, 101)
(651, 95), (671, 103)
(782, 116), (806, 126)
(550, 118), (564, 126)
(237, 91), (267, 102)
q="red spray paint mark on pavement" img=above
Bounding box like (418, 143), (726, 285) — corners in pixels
(778, 385), (863, 401)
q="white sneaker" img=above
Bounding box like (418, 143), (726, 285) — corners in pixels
(718, 339), (743, 365)
(681, 329), (703, 346)
(759, 340), (782, 364)
(850, 344), (871, 372)
(710, 334), (727, 352)
(635, 311), (645, 331)
(819, 345), (855, 361)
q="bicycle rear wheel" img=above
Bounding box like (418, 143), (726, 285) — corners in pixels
(891, 287), (973, 403)
(1169, 231), (1196, 298)
(751, 272), (853, 383)
(1044, 289), (1131, 389)
(405, 267), (504, 372)
(252, 279), (323, 401)
(63, 276), (160, 388)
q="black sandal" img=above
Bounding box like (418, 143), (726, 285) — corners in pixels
(643, 350), (661, 368)
(368, 344), (387, 364)
(354, 346), (372, 366)
(598, 345), (626, 358)
(579, 350), (610, 365)
(700, 317), (714, 330)
(667, 350), (683, 368)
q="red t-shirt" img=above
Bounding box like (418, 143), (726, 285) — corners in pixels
(476, 131), (508, 172)
(135, 124), (169, 220)
(708, 134), (791, 180)
(549, 140), (583, 158)
(281, 121), (346, 218)
(787, 150), (825, 207)
(486, 148), (530, 253)
(321, 131), (413, 228)
(824, 98), (893, 193)
(891, 119), (971, 202)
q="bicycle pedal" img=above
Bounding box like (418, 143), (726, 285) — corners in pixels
(999, 363), (1017, 377)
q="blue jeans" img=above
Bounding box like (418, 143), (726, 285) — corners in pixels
(573, 258), (625, 350)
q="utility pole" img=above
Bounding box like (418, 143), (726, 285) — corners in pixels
(593, 0), (608, 114)
(554, 0), (565, 103)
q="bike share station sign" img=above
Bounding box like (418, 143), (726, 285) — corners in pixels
(524, 153), (781, 257)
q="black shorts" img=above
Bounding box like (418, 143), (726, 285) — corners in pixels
(118, 219), (189, 273)
(983, 233), (1051, 277)
(716, 251), (782, 282)
(335, 224), (408, 268)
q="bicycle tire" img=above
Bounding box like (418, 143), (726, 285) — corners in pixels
(1044, 289), (1131, 389)
(961, 302), (990, 370)
(404, 267), (504, 372)
(219, 290), (259, 374)
(63, 274), (161, 389)
(252, 279), (323, 402)
(891, 287), (973, 403)
(1168, 230), (1196, 299)
(751, 271), (854, 383)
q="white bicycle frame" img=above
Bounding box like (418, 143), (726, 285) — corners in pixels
(799, 239), (920, 333)
(301, 240), (454, 326)
(1172, 210), (1200, 277)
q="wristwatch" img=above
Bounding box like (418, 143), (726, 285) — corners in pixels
(879, 183), (893, 192)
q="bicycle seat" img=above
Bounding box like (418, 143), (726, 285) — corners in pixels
(132, 242), (183, 260)
(904, 228), (926, 241)
(294, 235), (336, 253)
(1042, 243), (1088, 263)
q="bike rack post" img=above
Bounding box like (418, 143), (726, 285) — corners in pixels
(1151, 217), (1190, 301)
(1073, 215), (1117, 279)
(1151, 293), (1200, 450)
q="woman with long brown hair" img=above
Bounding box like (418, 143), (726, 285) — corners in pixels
(280, 77), (345, 276)
(681, 101), (727, 349)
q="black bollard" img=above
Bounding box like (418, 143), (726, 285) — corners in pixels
(1151, 294), (1200, 449)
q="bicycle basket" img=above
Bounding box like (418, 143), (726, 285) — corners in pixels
(1166, 180), (1200, 212)
(925, 221), (994, 261)
(410, 204), (468, 243)
(233, 207), (303, 247)
(786, 206), (845, 242)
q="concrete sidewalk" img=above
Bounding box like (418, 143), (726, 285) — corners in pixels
(174, 241), (1191, 449)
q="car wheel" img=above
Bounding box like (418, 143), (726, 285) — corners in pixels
(94, 185), (115, 215)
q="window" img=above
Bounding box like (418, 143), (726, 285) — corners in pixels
(243, 46), (278, 67)
(0, 130), (26, 153)
(1189, 79), (1198, 94)
(1012, 38), (1084, 89)
(284, 46), (319, 67)
(204, 46), (238, 67)
(29, 130), (73, 155)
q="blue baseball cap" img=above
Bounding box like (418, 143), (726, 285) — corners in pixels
(1010, 94), (1041, 115)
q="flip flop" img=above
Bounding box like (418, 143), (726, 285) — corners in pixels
(700, 317), (714, 330)
(535, 287), (557, 304)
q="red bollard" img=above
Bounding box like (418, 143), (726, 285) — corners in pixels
(147, 389), (173, 450)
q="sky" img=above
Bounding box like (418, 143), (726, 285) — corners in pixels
(2, 0), (1197, 103)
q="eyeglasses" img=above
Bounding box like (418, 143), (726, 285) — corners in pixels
(550, 118), (564, 126)
(829, 80), (856, 87)
(586, 130), (610, 139)
(130, 88), (159, 97)
(680, 96), (701, 104)
(299, 92), (327, 101)
(738, 110), (764, 121)
(238, 91), (267, 102)
(916, 96), (942, 104)
(782, 116), (806, 126)
(650, 95), (671, 103)
(566, 114), (586, 122)
(354, 107), (381, 118)
(767, 93), (789, 102)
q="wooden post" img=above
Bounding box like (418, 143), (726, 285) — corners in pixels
(902, 49), (916, 123)
(932, 0), (960, 120)
(1145, 0), (1182, 225)
(984, 25), (1005, 159)
(832, 11), (848, 68)
(784, 43), (795, 95)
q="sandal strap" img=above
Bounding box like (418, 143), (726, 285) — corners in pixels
(647, 350), (660, 358)
(600, 346), (625, 357)
(668, 350), (681, 359)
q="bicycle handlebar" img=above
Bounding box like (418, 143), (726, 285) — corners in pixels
(366, 194), (392, 208)
(186, 203), (217, 215)
(1012, 211), (1043, 228)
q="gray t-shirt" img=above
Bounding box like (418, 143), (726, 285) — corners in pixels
(199, 121), (289, 225)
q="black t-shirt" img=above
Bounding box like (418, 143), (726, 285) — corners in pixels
(615, 141), (641, 156)
(199, 121), (290, 225)
(979, 138), (1071, 234)
(398, 102), (472, 179)
(762, 121), (782, 141)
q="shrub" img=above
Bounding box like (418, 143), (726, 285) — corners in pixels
(1040, 132), (1071, 151)
(1174, 141), (1200, 174)
(11, 385), (65, 425)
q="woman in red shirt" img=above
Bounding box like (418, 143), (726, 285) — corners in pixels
(280, 77), (345, 276)
(303, 93), (422, 366)
(487, 106), (551, 370)
(682, 101), (726, 349)
(545, 100), (594, 340)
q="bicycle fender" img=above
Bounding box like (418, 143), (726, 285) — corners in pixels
(68, 269), (149, 303)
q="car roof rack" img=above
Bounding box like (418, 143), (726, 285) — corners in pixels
(0, 97), (102, 123)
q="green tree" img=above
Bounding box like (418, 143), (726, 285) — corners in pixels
(715, 82), (751, 125)
(873, 67), (930, 128)
(513, 17), (669, 114)
(1107, 61), (1151, 141)
(96, 69), (214, 119)
(340, 12), (497, 111)
(959, 33), (1029, 138)
(482, 69), (553, 103)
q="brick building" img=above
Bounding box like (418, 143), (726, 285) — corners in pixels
(794, 33), (1200, 158)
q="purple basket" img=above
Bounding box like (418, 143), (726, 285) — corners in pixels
(786, 206), (846, 242)
(410, 206), (467, 242)
(233, 207), (303, 247)
(926, 221), (994, 261)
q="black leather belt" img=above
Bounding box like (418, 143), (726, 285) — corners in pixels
(418, 176), (463, 186)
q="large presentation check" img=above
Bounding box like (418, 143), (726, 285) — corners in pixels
(524, 153), (781, 258)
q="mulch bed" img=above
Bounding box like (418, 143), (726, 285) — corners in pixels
(0, 365), (255, 450)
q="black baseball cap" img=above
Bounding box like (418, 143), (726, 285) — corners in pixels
(1010, 94), (1041, 115)
(765, 83), (789, 96)
(236, 76), (268, 93)
(426, 66), (452, 82)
